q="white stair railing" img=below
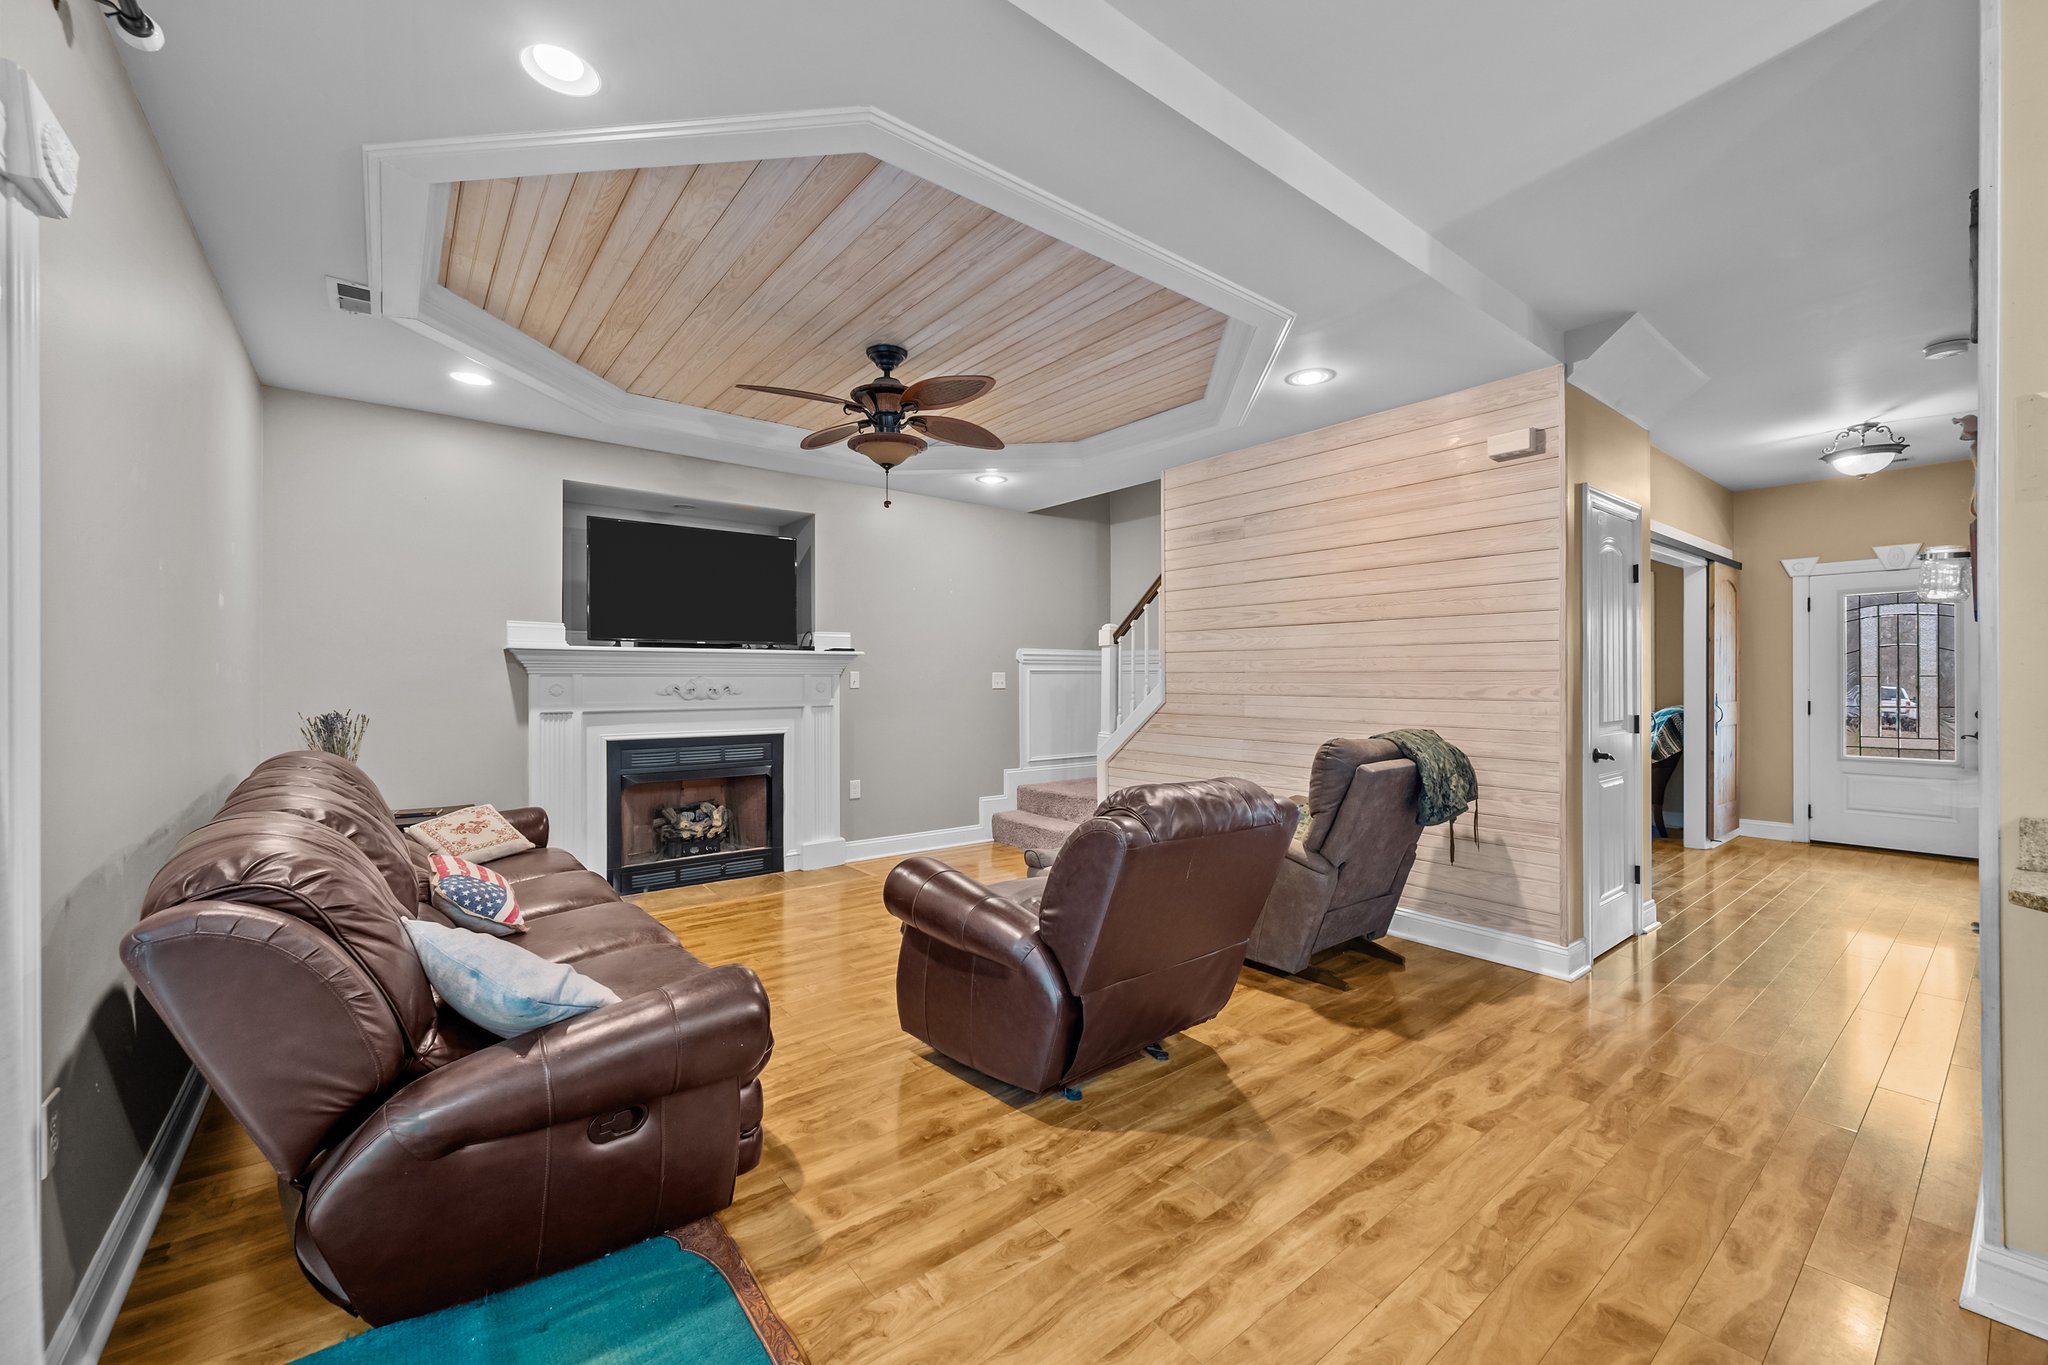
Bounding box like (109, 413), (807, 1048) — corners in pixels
(1098, 576), (1165, 791)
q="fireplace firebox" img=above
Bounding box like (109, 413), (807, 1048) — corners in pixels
(605, 735), (783, 893)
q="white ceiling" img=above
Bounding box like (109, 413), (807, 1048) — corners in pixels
(106, 0), (1976, 505)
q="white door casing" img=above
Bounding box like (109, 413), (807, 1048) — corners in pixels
(1581, 485), (1643, 959)
(1807, 567), (1979, 858)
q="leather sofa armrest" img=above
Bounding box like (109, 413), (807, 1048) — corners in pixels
(884, 856), (1046, 967)
(383, 964), (769, 1161)
(499, 806), (550, 848)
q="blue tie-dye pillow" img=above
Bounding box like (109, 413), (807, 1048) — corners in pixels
(402, 918), (619, 1039)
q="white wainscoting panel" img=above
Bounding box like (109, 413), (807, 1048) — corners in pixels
(1015, 648), (1101, 767)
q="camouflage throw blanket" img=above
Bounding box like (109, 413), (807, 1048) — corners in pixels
(1650, 706), (1684, 762)
(1372, 728), (1479, 861)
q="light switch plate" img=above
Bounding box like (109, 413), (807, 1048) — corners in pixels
(848, 779), (861, 799)
(991, 672), (1007, 689)
(848, 670), (860, 689)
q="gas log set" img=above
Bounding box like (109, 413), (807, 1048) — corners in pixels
(651, 802), (732, 859)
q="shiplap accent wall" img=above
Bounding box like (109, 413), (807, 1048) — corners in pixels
(1108, 367), (1572, 945)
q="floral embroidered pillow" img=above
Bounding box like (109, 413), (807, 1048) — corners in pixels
(426, 854), (524, 936)
(405, 804), (534, 863)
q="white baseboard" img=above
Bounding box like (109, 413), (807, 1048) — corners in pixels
(841, 823), (991, 864)
(793, 836), (847, 871)
(1637, 898), (1660, 935)
(46, 1068), (208, 1365)
(976, 761), (1095, 830)
(1962, 1197), (2048, 1341)
(1388, 907), (1591, 981)
(1736, 819), (1806, 843)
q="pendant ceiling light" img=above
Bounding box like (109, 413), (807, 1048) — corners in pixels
(1918, 545), (1972, 602)
(1820, 421), (1909, 477)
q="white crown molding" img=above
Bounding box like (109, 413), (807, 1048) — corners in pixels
(363, 107), (1294, 505)
(1873, 542), (1923, 570)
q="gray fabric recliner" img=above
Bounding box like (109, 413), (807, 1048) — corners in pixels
(1245, 738), (1427, 975)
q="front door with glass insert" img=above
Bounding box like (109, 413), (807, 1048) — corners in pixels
(1807, 568), (1978, 857)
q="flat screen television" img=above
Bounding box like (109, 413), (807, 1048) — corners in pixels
(586, 516), (799, 647)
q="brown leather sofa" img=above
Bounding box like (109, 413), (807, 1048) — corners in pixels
(120, 751), (772, 1324)
(1245, 738), (1426, 975)
(885, 777), (1295, 1095)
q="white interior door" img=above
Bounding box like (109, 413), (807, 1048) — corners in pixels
(1582, 486), (1642, 958)
(1808, 569), (1979, 857)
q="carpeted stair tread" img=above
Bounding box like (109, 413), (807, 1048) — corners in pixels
(1016, 779), (1100, 824)
(990, 807), (1079, 854)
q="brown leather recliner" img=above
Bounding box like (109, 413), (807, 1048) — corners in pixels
(1245, 738), (1426, 975)
(120, 752), (772, 1324)
(885, 777), (1296, 1095)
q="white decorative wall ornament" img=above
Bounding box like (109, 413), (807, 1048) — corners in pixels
(0, 62), (77, 218)
(1780, 556), (1821, 577)
(657, 678), (741, 702)
(1873, 543), (1922, 570)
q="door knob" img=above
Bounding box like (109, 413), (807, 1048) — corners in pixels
(1592, 748), (1615, 762)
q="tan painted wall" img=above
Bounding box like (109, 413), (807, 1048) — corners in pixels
(1651, 446), (1736, 548)
(1651, 562), (1685, 712)
(1728, 462), (1976, 825)
(1995, 0), (2048, 1257)
(1111, 368), (1571, 944)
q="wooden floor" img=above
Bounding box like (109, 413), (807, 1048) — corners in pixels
(105, 836), (2046, 1365)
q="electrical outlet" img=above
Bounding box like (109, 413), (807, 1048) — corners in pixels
(848, 670), (860, 689)
(848, 779), (862, 799)
(39, 1088), (59, 1181)
(991, 672), (1007, 689)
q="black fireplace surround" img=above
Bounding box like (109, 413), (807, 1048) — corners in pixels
(605, 734), (784, 894)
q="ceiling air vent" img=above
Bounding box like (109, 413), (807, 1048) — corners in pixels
(325, 276), (375, 317)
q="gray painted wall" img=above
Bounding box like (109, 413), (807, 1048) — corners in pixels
(1107, 481), (1162, 622)
(257, 390), (1109, 841)
(18, 0), (264, 1332)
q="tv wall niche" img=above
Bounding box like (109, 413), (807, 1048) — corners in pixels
(561, 480), (816, 645)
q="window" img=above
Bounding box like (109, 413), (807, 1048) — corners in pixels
(1842, 593), (1957, 760)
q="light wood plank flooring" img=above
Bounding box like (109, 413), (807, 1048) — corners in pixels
(106, 837), (2038, 1364)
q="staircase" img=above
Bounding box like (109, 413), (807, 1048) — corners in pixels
(990, 778), (1099, 854)
(990, 576), (1166, 856)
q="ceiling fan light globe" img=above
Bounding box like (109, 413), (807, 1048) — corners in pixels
(1820, 448), (1899, 477)
(849, 432), (927, 468)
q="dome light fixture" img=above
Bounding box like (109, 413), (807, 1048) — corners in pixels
(519, 44), (602, 96)
(1284, 367), (1337, 387)
(975, 472), (1009, 485)
(1820, 420), (1908, 477)
(449, 369), (493, 387)
(1923, 336), (1972, 360)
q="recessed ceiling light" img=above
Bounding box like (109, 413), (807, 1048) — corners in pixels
(975, 472), (1009, 485)
(519, 44), (601, 96)
(449, 369), (493, 387)
(1285, 367), (1337, 387)
(1922, 336), (1971, 360)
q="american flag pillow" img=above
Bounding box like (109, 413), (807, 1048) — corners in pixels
(427, 854), (525, 937)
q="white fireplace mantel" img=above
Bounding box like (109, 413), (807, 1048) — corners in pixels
(504, 621), (860, 873)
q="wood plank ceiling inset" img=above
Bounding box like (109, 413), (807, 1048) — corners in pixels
(436, 154), (1228, 445)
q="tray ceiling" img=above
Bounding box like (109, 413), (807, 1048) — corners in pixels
(436, 153), (1229, 445)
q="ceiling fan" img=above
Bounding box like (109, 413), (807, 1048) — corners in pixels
(736, 344), (1004, 506)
